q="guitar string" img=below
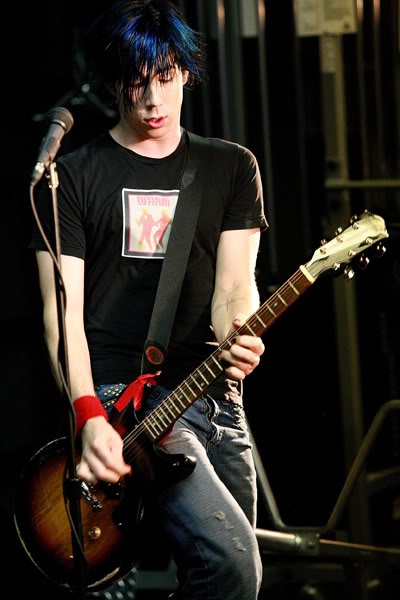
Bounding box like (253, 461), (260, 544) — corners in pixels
(121, 269), (310, 464)
(122, 236), (378, 463)
(106, 234), (380, 465)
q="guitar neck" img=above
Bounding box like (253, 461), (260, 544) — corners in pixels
(138, 266), (314, 443)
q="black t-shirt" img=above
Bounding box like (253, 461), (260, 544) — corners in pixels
(30, 129), (268, 397)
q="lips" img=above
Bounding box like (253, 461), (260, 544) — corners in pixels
(146, 116), (166, 129)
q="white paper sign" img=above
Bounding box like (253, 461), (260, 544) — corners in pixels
(296, 0), (357, 36)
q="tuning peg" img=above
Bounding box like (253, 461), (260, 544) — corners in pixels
(375, 243), (387, 258)
(343, 266), (355, 280)
(358, 255), (370, 270)
(349, 214), (359, 225)
(335, 227), (343, 236)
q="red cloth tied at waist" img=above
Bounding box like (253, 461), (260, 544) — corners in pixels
(113, 371), (160, 413)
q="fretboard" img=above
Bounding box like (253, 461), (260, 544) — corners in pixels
(138, 267), (313, 443)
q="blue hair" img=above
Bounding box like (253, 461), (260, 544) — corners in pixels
(87, 0), (208, 112)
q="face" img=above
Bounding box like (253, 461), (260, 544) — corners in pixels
(118, 67), (188, 140)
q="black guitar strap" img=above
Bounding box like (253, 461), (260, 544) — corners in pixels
(141, 131), (209, 375)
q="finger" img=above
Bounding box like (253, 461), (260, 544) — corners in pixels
(98, 444), (132, 476)
(234, 335), (265, 356)
(79, 448), (130, 482)
(228, 341), (260, 362)
(78, 460), (124, 484)
(223, 365), (246, 381)
(222, 345), (261, 376)
(77, 461), (98, 485)
(232, 314), (246, 329)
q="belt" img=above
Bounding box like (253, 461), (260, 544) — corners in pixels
(94, 383), (127, 409)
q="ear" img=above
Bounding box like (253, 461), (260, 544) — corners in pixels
(182, 70), (189, 85)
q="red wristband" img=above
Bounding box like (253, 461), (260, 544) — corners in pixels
(73, 395), (108, 436)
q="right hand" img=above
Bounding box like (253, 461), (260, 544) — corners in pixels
(77, 416), (132, 484)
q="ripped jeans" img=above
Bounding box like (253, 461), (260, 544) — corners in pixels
(96, 384), (263, 600)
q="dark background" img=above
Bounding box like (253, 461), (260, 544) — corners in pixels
(2, 1), (400, 598)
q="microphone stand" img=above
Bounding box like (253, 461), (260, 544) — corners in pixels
(32, 27), (117, 125)
(42, 162), (88, 598)
(32, 81), (118, 124)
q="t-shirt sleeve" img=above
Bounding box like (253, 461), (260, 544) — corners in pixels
(29, 159), (86, 259)
(222, 144), (268, 232)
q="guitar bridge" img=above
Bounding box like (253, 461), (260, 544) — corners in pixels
(81, 481), (103, 511)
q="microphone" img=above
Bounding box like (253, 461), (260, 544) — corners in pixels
(31, 107), (74, 185)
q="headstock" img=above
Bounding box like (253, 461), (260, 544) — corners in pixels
(306, 210), (389, 280)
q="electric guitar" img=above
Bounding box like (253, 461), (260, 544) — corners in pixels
(13, 210), (389, 592)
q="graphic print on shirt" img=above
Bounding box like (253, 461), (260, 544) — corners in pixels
(122, 188), (179, 258)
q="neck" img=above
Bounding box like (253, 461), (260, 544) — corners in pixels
(110, 121), (182, 158)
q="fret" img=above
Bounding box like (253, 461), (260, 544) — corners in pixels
(164, 401), (178, 419)
(165, 398), (180, 417)
(288, 280), (300, 294)
(150, 412), (165, 431)
(276, 293), (288, 307)
(183, 380), (195, 397)
(173, 391), (187, 410)
(145, 417), (163, 438)
(179, 386), (191, 402)
(254, 312), (266, 327)
(190, 373), (206, 391)
(209, 355), (223, 374)
(198, 369), (209, 385)
(204, 360), (218, 379)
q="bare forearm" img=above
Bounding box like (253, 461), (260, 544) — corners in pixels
(211, 280), (260, 343)
(44, 317), (95, 399)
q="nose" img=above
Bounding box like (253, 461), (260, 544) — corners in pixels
(144, 81), (163, 107)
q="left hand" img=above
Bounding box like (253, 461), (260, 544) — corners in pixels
(219, 314), (265, 381)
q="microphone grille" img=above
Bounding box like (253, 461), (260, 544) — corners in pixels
(47, 107), (74, 133)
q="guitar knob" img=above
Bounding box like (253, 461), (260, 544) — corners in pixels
(88, 526), (102, 540)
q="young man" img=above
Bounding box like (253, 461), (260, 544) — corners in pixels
(31, 1), (267, 597)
